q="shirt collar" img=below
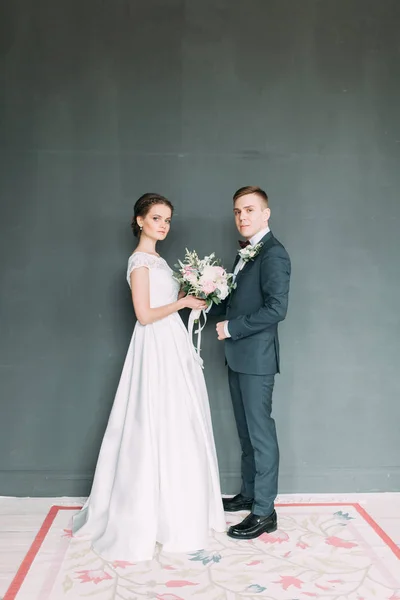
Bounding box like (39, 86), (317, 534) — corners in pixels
(250, 226), (270, 246)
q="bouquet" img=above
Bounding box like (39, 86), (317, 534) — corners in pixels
(174, 249), (235, 362)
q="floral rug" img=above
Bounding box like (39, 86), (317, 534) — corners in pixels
(4, 503), (400, 600)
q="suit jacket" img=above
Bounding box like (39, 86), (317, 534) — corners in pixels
(212, 231), (291, 375)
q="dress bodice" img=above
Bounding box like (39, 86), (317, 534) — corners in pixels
(127, 252), (180, 308)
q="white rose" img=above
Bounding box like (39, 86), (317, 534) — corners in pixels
(216, 283), (229, 299)
(201, 265), (221, 281)
(186, 271), (198, 284)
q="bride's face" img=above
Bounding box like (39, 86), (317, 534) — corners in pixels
(138, 204), (172, 241)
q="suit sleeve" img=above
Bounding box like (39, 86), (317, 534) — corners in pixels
(227, 245), (291, 340)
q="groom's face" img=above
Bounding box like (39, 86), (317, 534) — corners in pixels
(233, 193), (270, 240)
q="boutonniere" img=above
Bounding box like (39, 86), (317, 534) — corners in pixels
(238, 242), (264, 263)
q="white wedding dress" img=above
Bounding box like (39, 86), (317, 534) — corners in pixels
(72, 252), (226, 561)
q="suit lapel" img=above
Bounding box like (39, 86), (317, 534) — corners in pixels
(233, 231), (273, 285)
(232, 254), (240, 272)
(258, 230), (273, 247)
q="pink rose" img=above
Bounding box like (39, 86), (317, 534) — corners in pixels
(201, 280), (217, 295)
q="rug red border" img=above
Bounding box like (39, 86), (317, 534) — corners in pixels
(4, 506), (81, 600)
(4, 502), (400, 600)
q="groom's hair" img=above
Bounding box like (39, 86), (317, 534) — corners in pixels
(233, 186), (269, 208)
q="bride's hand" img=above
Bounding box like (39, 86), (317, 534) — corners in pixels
(182, 295), (207, 310)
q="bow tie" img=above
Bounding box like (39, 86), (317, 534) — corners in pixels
(239, 240), (251, 249)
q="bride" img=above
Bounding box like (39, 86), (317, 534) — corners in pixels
(72, 192), (226, 561)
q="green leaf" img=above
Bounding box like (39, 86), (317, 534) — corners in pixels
(63, 574), (74, 593)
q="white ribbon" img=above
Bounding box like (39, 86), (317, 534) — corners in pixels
(188, 305), (211, 367)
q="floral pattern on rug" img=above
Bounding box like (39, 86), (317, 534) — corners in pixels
(11, 505), (400, 600)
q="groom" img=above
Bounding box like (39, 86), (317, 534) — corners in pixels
(215, 186), (291, 540)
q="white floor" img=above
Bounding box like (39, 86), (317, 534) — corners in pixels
(1, 492), (399, 598)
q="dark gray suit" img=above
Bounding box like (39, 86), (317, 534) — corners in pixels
(213, 231), (291, 515)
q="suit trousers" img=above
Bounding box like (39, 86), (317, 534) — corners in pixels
(228, 368), (278, 516)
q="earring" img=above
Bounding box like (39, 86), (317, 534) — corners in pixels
(140, 226), (143, 231)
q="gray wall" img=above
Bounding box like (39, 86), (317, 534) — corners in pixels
(1, 0), (399, 496)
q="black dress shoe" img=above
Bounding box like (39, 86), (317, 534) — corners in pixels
(227, 510), (277, 539)
(222, 493), (254, 512)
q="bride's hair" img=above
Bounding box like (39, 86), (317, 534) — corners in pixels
(131, 193), (174, 237)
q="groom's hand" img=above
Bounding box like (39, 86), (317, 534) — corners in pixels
(216, 321), (228, 340)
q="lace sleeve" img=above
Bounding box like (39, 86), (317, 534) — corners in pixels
(126, 252), (158, 286)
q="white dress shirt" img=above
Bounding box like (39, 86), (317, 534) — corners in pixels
(223, 226), (270, 338)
